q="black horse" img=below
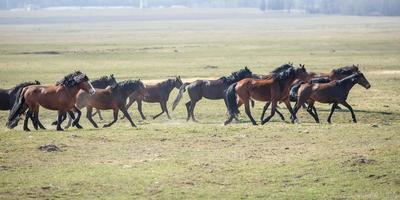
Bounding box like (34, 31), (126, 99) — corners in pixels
(172, 67), (253, 122)
(0, 81), (41, 111)
(124, 76), (183, 120)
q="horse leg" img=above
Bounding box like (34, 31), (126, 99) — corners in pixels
(65, 112), (73, 129)
(153, 102), (165, 119)
(306, 104), (319, 123)
(121, 97), (135, 120)
(283, 100), (296, 123)
(185, 101), (191, 121)
(327, 103), (338, 124)
(66, 111), (74, 129)
(261, 101), (277, 125)
(23, 110), (32, 132)
(86, 107), (98, 128)
(137, 100), (146, 120)
(260, 102), (270, 121)
(163, 101), (171, 119)
(189, 101), (198, 122)
(56, 111), (65, 131)
(120, 107), (136, 127)
(30, 111), (38, 130)
(341, 101), (357, 123)
(311, 105), (320, 123)
(244, 100), (257, 125)
(104, 108), (119, 128)
(32, 108), (46, 130)
(97, 109), (104, 121)
(72, 107), (83, 129)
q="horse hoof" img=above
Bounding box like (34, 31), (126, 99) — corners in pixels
(51, 121), (57, 126)
(75, 124), (83, 129)
(24, 128), (31, 132)
(103, 125), (110, 128)
(57, 128), (64, 131)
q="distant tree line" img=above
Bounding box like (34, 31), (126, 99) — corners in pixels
(0, 0), (399, 16)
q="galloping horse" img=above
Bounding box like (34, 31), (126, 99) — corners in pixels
(172, 67), (253, 122)
(0, 80), (40, 111)
(224, 64), (308, 125)
(260, 64), (362, 120)
(90, 74), (118, 120)
(292, 73), (371, 123)
(78, 80), (146, 128)
(124, 76), (183, 120)
(7, 71), (95, 131)
(55, 74), (118, 129)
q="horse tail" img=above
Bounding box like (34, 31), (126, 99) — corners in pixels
(7, 87), (26, 129)
(172, 82), (191, 111)
(289, 82), (303, 102)
(225, 83), (239, 117)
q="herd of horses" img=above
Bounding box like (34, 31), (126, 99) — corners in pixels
(0, 63), (370, 131)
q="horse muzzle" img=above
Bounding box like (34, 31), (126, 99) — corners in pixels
(89, 89), (96, 95)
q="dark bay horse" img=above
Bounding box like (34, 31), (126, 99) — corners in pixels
(260, 64), (362, 120)
(0, 80), (40, 111)
(124, 76), (183, 120)
(172, 67), (253, 122)
(54, 74), (117, 129)
(224, 64), (308, 125)
(78, 80), (146, 128)
(292, 73), (371, 123)
(7, 71), (95, 131)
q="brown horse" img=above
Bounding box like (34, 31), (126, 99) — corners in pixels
(259, 64), (362, 121)
(292, 72), (371, 123)
(7, 71), (95, 131)
(78, 80), (146, 128)
(124, 76), (183, 120)
(224, 64), (308, 125)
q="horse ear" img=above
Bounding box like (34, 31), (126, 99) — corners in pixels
(245, 66), (248, 70)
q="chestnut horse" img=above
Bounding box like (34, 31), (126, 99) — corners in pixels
(224, 64), (308, 125)
(172, 67), (252, 122)
(124, 76), (183, 120)
(7, 71), (95, 131)
(55, 74), (118, 129)
(78, 80), (146, 128)
(292, 72), (371, 123)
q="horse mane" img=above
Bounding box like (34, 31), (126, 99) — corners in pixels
(332, 65), (359, 76)
(310, 77), (331, 84)
(56, 71), (89, 87)
(337, 73), (360, 84)
(218, 67), (252, 84)
(270, 64), (294, 74)
(10, 80), (40, 94)
(273, 66), (296, 81)
(111, 79), (143, 92)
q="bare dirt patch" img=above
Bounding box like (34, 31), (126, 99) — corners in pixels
(38, 144), (61, 152)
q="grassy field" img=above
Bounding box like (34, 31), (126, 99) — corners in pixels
(0, 8), (399, 199)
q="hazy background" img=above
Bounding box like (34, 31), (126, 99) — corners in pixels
(1, 0), (400, 16)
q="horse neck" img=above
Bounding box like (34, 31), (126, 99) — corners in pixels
(280, 76), (297, 92)
(61, 85), (81, 98)
(337, 76), (357, 93)
(91, 80), (108, 89)
(161, 80), (176, 93)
